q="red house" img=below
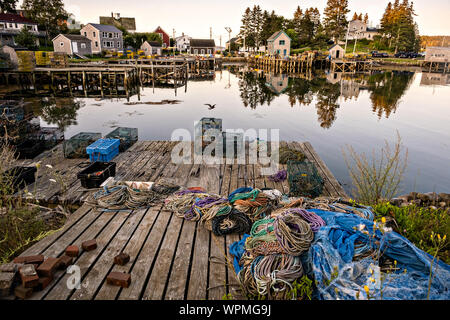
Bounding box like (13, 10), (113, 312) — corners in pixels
(154, 26), (170, 48)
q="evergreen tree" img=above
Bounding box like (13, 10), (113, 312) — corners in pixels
(293, 6), (303, 36)
(323, 0), (350, 41)
(364, 13), (369, 24)
(15, 26), (38, 49)
(0, 0), (18, 13)
(380, 0), (420, 52)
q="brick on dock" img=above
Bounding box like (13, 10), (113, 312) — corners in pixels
(13, 255), (44, 265)
(81, 239), (97, 251)
(106, 272), (131, 288)
(19, 264), (39, 288)
(35, 276), (53, 291)
(114, 253), (130, 266)
(14, 285), (33, 299)
(57, 255), (73, 270)
(37, 257), (59, 278)
(65, 245), (79, 257)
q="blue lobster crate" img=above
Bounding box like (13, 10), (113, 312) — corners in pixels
(86, 139), (120, 162)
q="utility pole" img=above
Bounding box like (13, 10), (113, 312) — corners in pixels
(219, 35), (222, 48)
(344, 21), (350, 55)
(225, 27), (232, 51)
(173, 28), (176, 56)
(210, 27), (212, 40)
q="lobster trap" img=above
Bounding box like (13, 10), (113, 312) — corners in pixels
(63, 132), (102, 159)
(287, 160), (324, 198)
(105, 127), (138, 152)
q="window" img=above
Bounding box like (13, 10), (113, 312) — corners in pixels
(15, 23), (18, 28)
(279, 40), (285, 45)
(95, 41), (98, 47)
(93, 32), (96, 37)
(194, 49), (198, 54)
(201, 49), (205, 54)
(207, 49), (211, 54)
(60, 42), (64, 47)
(84, 32), (87, 37)
(0, 24), (4, 29)
(117, 41), (120, 48)
(108, 32), (113, 38)
(81, 43), (86, 49)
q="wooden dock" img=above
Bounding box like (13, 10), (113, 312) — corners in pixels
(10, 140), (347, 300)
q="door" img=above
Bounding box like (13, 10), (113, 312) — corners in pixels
(336, 50), (340, 59)
(283, 49), (287, 56)
(72, 42), (78, 53)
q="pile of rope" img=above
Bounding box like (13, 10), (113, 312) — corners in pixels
(281, 197), (374, 220)
(165, 188), (251, 236)
(87, 180), (180, 211)
(234, 207), (326, 299)
(228, 187), (282, 222)
(279, 146), (305, 164)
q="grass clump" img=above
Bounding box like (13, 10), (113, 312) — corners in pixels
(372, 202), (449, 264)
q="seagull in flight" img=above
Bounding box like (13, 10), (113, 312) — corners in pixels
(204, 104), (216, 110)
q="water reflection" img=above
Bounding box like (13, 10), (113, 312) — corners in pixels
(234, 67), (415, 128)
(35, 97), (84, 131)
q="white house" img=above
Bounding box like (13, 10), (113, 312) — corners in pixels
(175, 33), (191, 52)
(141, 41), (162, 56)
(267, 31), (291, 57)
(0, 13), (45, 47)
(347, 19), (380, 41)
(329, 44), (345, 60)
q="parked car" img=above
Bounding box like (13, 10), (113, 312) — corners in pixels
(394, 52), (418, 58)
(372, 51), (389, 58)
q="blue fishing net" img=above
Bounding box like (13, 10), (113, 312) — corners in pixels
(307, 209), (450, 300)
(229, 206), (450, 300)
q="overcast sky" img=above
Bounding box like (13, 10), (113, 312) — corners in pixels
(31, 0), (450, 44)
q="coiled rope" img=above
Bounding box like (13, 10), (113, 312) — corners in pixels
(273, 211), (313, 256)
(211, 209), (252, 236)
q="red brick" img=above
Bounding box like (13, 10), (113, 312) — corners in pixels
(65, 245), (79, 257)
(13, 255), (44, 265)
(57, 255), (73, 270)
(81, 239), (97, 251)
(106, 272), (131, 288)
(113, 253), (130, 266)
(37, 257), (59, 278)
(19, 264), (39, 288)
(35, 276), (53, 291)
(14, 285), (33, 299)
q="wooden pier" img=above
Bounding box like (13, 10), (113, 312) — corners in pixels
(331, 60), (373, 72)
(249, 55), (329, 73)
(9, 140), (347, 301)
(0, 57), (221, 97)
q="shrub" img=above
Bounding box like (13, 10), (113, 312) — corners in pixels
(373, 203), (449, 263)
(342, 132), (408, 205)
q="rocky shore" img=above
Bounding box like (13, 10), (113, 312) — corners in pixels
(390, 192), (450, 210)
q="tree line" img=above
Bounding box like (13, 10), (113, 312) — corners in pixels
(238, 0), (421, 53)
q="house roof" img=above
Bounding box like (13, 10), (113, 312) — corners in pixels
(0, 13), (37, 24)
(267, 30), (291, 42)
(329, 44), (344, 51)
(86, 23), (122, 33)
(53, 34), (91, 42)
(190, 39), (215, 48)
(154, 26), (169, 36)
(145, 41), (161, 47)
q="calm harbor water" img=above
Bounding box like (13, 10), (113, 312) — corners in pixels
(5, 65), (450, 195)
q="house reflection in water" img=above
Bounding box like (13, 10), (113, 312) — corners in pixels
(420, 73), (450, 87)
(265, 74), (289, 94)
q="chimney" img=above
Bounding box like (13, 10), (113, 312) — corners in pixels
(111, 12), (114, 17)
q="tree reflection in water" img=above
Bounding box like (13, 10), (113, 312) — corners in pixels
(233, 68), (414, 129)
(33, 97), (84, 131)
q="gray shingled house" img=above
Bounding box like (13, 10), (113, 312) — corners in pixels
(189, 39), (215, 55)
(80, 23), (123, 54)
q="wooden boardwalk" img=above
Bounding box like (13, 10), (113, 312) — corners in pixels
(11, 140), (347, 300)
